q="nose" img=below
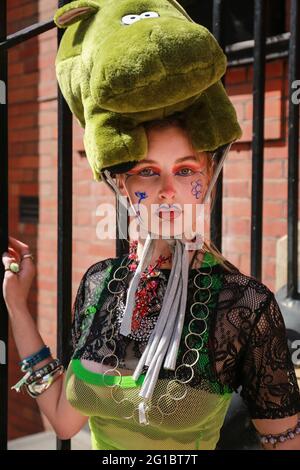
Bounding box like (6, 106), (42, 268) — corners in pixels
(158, 174), (176, 201)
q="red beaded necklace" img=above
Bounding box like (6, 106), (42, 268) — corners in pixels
(127, 239), (172, 331)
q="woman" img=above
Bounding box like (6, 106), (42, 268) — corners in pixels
(2, 115), (300, 450)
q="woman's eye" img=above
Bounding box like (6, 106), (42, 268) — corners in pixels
(121, 14), (141, 25)
(176, 168), (195, 176)
(140, 11), (160, 19)
(138, 168), (157, 176)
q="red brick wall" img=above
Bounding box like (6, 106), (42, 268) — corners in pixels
(8, 0), (116, 440)
(223, 58), (299, 290)
(7, 0), (298, 439)
(8, 0), (42, 440)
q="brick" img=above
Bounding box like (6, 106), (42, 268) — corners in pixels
(23, 56), (39, 74)
(238, 120), (253, 142)
(222, 237), (251, 255)
(264, 144), (288, 160)
(19, 224), (38, 236)
(9, 102), (37, 117)
(264, 180), (287, 200)
(9, 86), (38, 105)
(8, 62), (25, 78)
(262, 238), (277, 258)
(239, 253), (251, 275)
(245, 97), (282, 120)
(223, 252), (240, 268)
(266, 60), (284, 78)
(39, 210), (57, 225)
(39, 111), (57, 126)
(263, 200), (285, 218)
(8, 2), (38, 21)
(15, 155), (38, 169)
(262, 258), (276, 280)
(38, 81), (57, 99)
(264, 119), (282, 140)
(9, 72), (38, 89)
(226, 67), (247, 84)
(263, 218), (287, 238)
(223, 198), (251, 218)
(9, 114), (38, 130)
(224, 180), (248, 199)
(225, 217), (250, 237)
(264, 160), (284, 179)
(247, 62), (285, 82)
(224, 161), (252, 179)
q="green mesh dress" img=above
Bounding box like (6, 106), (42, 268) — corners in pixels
(64, 252), (300, 450)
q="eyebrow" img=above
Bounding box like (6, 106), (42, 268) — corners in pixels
(135, 156), (198, 165)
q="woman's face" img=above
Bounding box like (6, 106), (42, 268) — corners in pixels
(117, 124), (211, 239)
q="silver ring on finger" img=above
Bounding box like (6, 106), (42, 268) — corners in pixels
(4, 262), (20, 274)
(21, 253), (34, 262)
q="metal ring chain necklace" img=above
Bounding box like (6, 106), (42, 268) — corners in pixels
(99, 245), (213, 426)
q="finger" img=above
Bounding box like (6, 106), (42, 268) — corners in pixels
(8, 247), (20, 262)
(20, 254), (35, 269)
(2, 252), (18, 271)
(8, 236), (30, 257)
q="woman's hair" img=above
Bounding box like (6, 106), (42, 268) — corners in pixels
(113, 113), (237, 273)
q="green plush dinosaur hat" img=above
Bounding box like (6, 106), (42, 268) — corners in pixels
(54, 0), (242, 182)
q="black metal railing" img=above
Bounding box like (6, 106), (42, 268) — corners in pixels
(0, 0), (299, 452)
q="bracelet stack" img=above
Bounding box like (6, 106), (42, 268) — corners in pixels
(259, 417), (300, 448)
(11, 346), (64, 398)
(19, 345), (51, 372)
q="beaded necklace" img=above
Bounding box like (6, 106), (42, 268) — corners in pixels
(127, 239), (172, 332)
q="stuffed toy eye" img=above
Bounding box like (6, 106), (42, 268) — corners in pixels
(140, 11), (160, 19)
(121, 14), (141, 25)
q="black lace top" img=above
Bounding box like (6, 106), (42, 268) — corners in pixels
(70, 253), (300, 421)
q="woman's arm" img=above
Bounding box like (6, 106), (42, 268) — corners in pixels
(8, 306), (88, 440)
(2, 237), (88, 440)
(238, 289), (300, 450)
(253, 415), (300, 450)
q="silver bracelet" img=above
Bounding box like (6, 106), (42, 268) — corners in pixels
(11, 358), (62, 393)
(26, 365), (64, 398)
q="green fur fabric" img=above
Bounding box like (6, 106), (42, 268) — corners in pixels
(54, 0), (242, 182)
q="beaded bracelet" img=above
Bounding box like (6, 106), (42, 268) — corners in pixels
(19, 345), (51, 372)
(259, 417), (300, 448)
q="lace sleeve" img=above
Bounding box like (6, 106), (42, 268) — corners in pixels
(239, 292), (300, 419)
(70, 258), (114, 356)
(71, 269), (89, 355)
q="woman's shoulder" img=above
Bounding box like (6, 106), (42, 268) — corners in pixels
(219, 261), (276, 319)
(85, 254), (127, 273)
(80, 254), (128, 285)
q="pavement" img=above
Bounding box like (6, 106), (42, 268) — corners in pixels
(8, 429), (91, 450)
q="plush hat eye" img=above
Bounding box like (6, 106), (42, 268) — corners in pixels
(121, 14), (141, 25)
(140, 11), (160, 19)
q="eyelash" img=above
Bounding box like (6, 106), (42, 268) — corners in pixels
(135, 167), (198, 177)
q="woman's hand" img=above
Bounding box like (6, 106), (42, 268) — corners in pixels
(1, 236), (36, 313)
